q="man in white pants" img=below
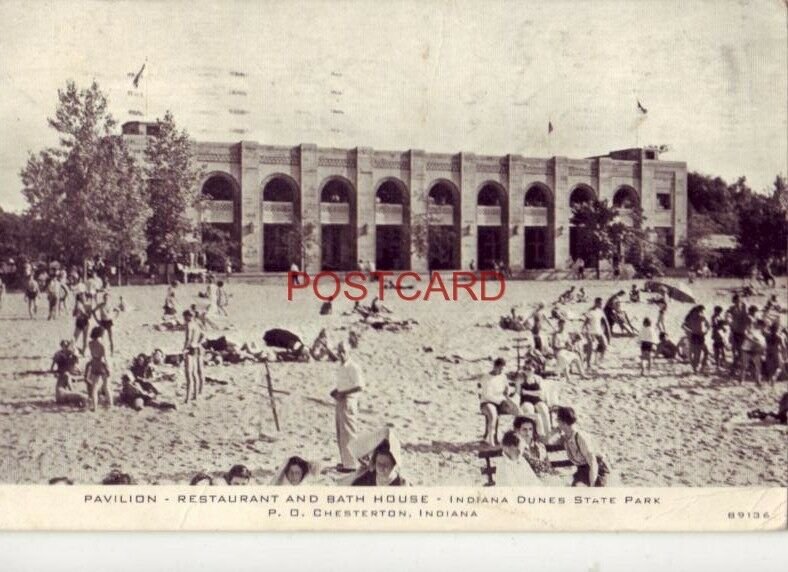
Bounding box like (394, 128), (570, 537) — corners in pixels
(331, 342), (364, 472)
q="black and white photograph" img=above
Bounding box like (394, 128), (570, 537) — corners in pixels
(0, 0), (785, 528)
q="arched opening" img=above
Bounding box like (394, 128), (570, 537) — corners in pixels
(426, 181), (460, 270)
(375, 179), (410, 271)
(476, 183), (509, 271)
(568, 184), (596, 267)
(613, 186), (638, 209)
(319, 178), (357, 271)
(199, 173), (240, 272)
(523, 184), (554, 269)
(262, 176), (301, 272)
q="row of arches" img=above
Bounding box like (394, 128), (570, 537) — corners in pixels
(199, 171), (641, 272)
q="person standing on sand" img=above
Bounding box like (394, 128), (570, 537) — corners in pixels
(215, 281), (229, 316)
(585, 298), (610, 366)
(85, 326), (112, 412)
(93, 291), (116, 355)
(726, 294), (750, 377)
(0, 277), (5, 311)
(331, 342), (364, 473)
(24, 275), (39, 318)
(72, 293), (91, 355)
(182, 310), (204, 403)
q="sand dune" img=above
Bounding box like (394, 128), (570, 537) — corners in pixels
(0, 278), (785, 486)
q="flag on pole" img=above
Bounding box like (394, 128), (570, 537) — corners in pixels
(548, 120), (554, 134)
(637, 99), (648, 115)
(132, 62), (146, 88)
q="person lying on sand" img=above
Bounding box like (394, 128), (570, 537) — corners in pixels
(270, 456), (320, 486)
(747, 392), (788, 425)
(48, 477), (74, 485)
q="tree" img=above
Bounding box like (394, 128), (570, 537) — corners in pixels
(570, 199), (625, 278)
(19, 81), (149, 268)
(144, 111), (204, 279)
(200, 223), (239, 272)
(286, 221), (317, 270)
(736, 181), (787, 267)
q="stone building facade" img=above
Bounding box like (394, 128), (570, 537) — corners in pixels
(122, 122), (687, 274)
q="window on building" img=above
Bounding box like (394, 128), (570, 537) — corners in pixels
(645, 150), (656, 160)
(657, 193), (671, 210)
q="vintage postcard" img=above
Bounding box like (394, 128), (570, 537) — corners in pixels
(0, 0), (785, 531)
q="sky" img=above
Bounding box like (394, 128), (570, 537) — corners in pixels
(0, 0), (786, 211)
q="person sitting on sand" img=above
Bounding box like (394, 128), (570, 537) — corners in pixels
(656, 331), (679, 361)
(320, 295), (334, 316)
(478, 357), (520, 447)
(546, 406), (610, 487)
(370, 296), (392, 314)
(747, 392), (788, 425)
(517, 362), (553, 439)
(629, 284), (640, 303)
(494, 430), (542, 486)
(575, 287), (587, 303)
(310, 329), (338, 362)
(351, 439), (408, 486)
(513, 416), (551, 475)
(551, 319), (585, 382)
(119, 374), (176, 411)
(556, 286), (575, 305)
(270, 456), (320, 486)
(101, 470), (135, 485)
(163, 281), (178, 320)
(223, 464), (252, 485)
(85, 326), (112, 412)
(51, 340), (86, 408)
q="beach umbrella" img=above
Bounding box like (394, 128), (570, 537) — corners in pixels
(263, 328), (303, 349)
(348, 427), (403, 465)
(644, 280), (696, 303)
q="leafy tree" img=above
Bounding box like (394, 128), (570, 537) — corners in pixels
(286, 221), (317, 271)
(736, 182), (787, 267)
(144, 111), (204, 278)
(19, 81), (149, 268)
(200, 223), (239, 272)
(570, 199), (625, 278)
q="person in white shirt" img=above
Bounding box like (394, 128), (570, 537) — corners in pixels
(478, 357), (520, 447)
(495, 430), (541, 486)
(639, 317), (656, 375)
(331, 342), (365, 472)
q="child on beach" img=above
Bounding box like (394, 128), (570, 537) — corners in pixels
(629, 284), (640, 303)
(85, 326), (112, 412)
(711, 306), (727, 369)
(639, 317), (656, 375)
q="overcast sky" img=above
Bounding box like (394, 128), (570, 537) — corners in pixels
(0, 0), (785, 211)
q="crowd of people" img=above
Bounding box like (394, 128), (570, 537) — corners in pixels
(2, 256), (786, 487)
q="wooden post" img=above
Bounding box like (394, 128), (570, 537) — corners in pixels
(262, 360), (280, 432)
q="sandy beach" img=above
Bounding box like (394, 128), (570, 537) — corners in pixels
(0, 277), (785, 486)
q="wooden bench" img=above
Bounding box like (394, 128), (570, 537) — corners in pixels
(478, 443), (574, 486)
